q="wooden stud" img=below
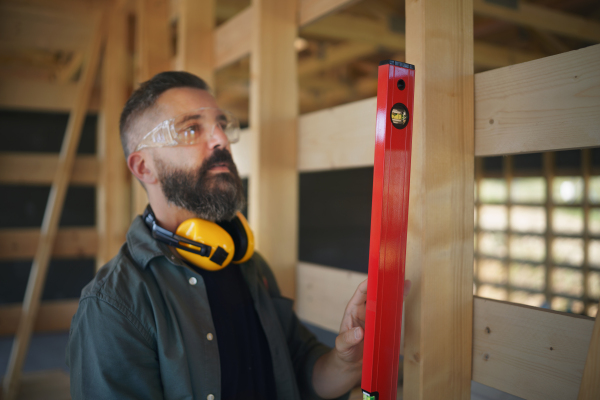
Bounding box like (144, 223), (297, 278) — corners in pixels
(96, 0), (131, 268)
(249, 0), (298, 299)
(473, 296), (595, 400)
(0, 79), (100, 112)
(0, 227), (98, 261)
(175, 0), (215, 87)
(0, 300), (80, 336)
(1, 13), (104, 400)
(215, 6), (252, 70)
(475, 45), (600, 157)
(0, 153), (98, 185)
(578, 312), (600, 399)
(403, 0), (474, 399)
(473, 0), (600, 44)
(298, 0), (360, 26)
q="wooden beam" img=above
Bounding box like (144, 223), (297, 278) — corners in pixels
(96, 0), (131, 268)
(230, 128), (251, 178)
(0, 3), (94, 52)
(175, 0), (215, 87)
(578, 313), (600, 399)
(297, 42), (377, 77)
(475, 44), (600, 156)
(473, 296), (595, 400)
(0, 79), (100, 112)
(249, 0), (298, 299)
(298, 0), (360, 26)
(473, 0), (600, 44)
(214, 6), (252, 70)
(0, 153), (98, 185)
(0, 228), (98, 260)
(403, 0), (474, 399)
(0, 300), (80, 336)
(298, 97), (376, 171)
(2, 13), (104, 400)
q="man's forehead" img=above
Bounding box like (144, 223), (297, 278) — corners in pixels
(155, 87), (218, 117)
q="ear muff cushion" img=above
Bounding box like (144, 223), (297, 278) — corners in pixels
(176, 218), (235, 271)
(217, 212), (254, 263)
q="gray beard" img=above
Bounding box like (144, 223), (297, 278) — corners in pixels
(154, 149), (245, 222)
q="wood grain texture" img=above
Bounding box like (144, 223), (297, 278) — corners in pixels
(577, 314), (600, 400)
(472, 297), (595, 400)
(0, 227), (98, 260)
(0, 300), (80, 336)
(473, 0), (600, 44)
(2, 13), (104, 400)
(214, 6), (252, 70)
(175, 0), (215, 86)
(403, 0), (474, 399)
(298, 0), (360, 26)
(298, 97), (376, 171)
(475, 44), (600, 156)
(96, 0), (131, 268)
(0, 79), (100, 112)
(231, 128), (252, 178)
(249, 0), (298, 299)
(0, 153), (98, 185)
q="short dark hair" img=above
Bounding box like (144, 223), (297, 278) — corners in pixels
(119, 71), (210, 157)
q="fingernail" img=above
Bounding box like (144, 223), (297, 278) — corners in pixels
(354, 327), (361, 340)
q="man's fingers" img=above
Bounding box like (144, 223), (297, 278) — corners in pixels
(347, 279), (368, 308)
(336, 327), (363, 353)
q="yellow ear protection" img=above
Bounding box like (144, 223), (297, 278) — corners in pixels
(143, 206), (255, 271)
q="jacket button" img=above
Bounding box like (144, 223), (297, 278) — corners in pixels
(207, 333), (213, 341)
(207, 395), (214, 400)
(189, 277), (197, 285)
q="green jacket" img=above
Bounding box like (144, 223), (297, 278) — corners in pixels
(66, 216), (350, 400)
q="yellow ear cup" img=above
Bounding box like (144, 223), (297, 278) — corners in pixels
(175, 218), (235, 271)
(232, 212), (255, 264)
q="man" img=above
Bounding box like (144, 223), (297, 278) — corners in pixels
(66, 71), (391, 399)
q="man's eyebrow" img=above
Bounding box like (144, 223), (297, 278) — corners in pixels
(179, 114), (203, 124)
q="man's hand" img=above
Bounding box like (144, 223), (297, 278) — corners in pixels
(312, 278), (411, 398)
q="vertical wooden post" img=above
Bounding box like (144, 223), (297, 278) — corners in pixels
(403, 0), (474, 398)
(175, 0), (215, 88)
(97, 0), (131, 268)
(578, 313), (600, 399)
(249, 0), (298, 298)
(1, 15), (105, 400)
(132, 0), (171, 216)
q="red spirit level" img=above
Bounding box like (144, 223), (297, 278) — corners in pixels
(361, 60), (415, 400)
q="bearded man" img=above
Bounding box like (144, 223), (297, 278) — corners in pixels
(66, 72), (372, 400)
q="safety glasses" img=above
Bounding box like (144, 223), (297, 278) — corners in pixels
(134, 107), (240, 152)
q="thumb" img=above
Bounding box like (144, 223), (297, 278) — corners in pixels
(336, 327), (363, 353)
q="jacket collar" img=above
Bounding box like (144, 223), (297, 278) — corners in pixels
(126, 216), (174, 269)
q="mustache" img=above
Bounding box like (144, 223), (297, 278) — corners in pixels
(201, 148), (236, 172)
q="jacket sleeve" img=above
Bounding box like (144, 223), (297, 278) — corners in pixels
(66, 296), (164, 400)
(254, 254), (351, 400)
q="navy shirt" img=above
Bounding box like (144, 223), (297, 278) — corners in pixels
(191, 263), (277, 400)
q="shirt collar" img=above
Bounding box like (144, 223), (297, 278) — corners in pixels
(126, 215), (175, 269)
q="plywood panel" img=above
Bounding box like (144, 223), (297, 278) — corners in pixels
(0, 227), (97, 260)
(473, 296), (594, 400)
(403, 0), (474, 399)
(0, 153), (98, 185)
(298, 97), (376, 171)
(475, 44), (600, 156)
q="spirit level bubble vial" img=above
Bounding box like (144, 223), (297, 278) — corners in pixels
(361, 60), (415, 400)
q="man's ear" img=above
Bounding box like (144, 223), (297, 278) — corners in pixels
(127, 152), (158, 185)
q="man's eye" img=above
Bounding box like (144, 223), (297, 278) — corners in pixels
(181, 124), (201, 137)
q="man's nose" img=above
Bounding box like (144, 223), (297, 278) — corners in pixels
(208, 123), (229, 149)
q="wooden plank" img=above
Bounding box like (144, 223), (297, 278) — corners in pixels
(96, 0), (131, 268)
(475, 45), (600, 156)
(214, 6), (252, 70)
(175, 0), (215, 87)
(1, 370), (71, 400)
(473, 0), (600, 44)
(298, 42), (377, 77)
(249, 0), (298, 299)
(578, 313), (600, 399)
(298, 0), (360, 26)
(2, 13), (104, 400)
(473, 296), (595, 400)
(0, 227), (98, 260)
(230, 128), (251, 178)
(0, 3), (94, 52)
(0, 153), (98, 185)
(0, 300), (80, 336)
(298, 97), (376, 171)
(403, 0), (474, 398)
(0, 79), (100, 112)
